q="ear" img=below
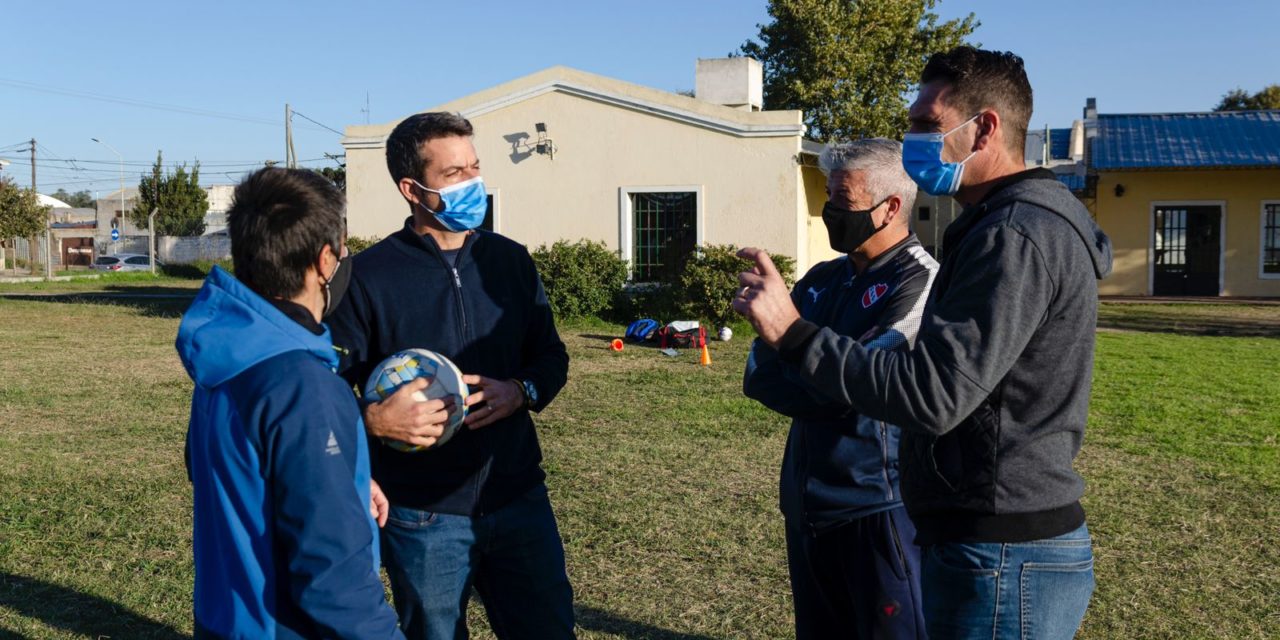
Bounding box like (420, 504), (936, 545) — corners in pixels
(881, 195), (903, 227)
(398, 178), (422, 206)
(972, 110), (1001, 152)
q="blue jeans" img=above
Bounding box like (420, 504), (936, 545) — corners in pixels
(381, 484), (575, 640)
(921, 523), (1094, 640)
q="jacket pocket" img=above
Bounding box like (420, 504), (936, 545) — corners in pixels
(922, 399), (1000, 508)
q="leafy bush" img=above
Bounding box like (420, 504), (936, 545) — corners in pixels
(160, 259), (233, 279)
(345, 236), (379, 255)
(531, 240), (628, 319)
(677, 244), (796, 326)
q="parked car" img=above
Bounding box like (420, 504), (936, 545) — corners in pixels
(93, 253), (163, 272)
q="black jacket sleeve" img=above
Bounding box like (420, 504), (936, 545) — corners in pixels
(328, 274), (379, 392)
(514, 252), (569, 412)
(779, 224), (1054, 436)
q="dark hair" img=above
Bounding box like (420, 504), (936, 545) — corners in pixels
(921, 46), (1032, 158)
(227, 167), (345, 299)
(385, 112), (474, 185)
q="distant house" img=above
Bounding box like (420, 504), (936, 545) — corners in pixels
(342, 59), (841, 277)
(1090, 109), (1280, 297)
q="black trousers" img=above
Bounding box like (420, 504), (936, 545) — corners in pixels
(785, 506), (927, 640)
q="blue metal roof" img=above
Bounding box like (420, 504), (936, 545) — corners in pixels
(1092, 111), (1280, 170)
(1055, 173), (1085, 191)
(1049, 128), (1072, 160)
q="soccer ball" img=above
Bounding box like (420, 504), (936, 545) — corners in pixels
(364, 349), (469, 452)
(718, 326), (733, 342)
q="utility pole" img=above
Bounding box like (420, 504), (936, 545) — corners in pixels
(285, 103), (297, 169)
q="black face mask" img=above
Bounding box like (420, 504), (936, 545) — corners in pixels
(321, 255), (352, 318)
(822, 198), (890, 254)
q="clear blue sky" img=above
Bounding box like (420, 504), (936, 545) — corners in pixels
(2, 0), (1276, 196)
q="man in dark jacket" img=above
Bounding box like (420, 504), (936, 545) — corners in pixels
(733, 47), (1112, 640)
(743, 138), (936, 640)
(178, 168), (403, 639)
(328, 112), (573, 640)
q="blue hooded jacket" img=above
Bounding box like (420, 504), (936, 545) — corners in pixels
(176, 266), (403, 639)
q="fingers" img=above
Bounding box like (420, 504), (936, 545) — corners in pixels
(737, 247), (780, 279)
(464, 389), (486, 408)
(461, 374), (488, 386)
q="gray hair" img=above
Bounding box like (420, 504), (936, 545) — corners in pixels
(818, 138), (917, 220)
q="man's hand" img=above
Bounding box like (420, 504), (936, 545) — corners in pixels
(462, 375), (523, 430)
(732, 247), (802, 349)
(370, 479), (389, 528)
(363, 377), (453, 449)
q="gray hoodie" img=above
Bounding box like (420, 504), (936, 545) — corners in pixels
(776, 170), (1113, 545)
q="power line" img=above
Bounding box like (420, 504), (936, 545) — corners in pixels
(0, 77), (336, 132)
(291, 110), (345, 136)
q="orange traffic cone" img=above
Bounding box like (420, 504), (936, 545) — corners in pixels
(700, 341), (711, 366)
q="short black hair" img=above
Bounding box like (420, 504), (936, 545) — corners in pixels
(227, 167), (345, 299)
(385, 112), (474, 185)
(921, 46), (1033, 158)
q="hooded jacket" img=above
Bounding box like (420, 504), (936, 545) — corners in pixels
(744, 235), (938, 533)
(777, 170), (1114, 545)
(177, 266), (402, 639)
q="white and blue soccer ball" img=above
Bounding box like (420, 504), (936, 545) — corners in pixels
(364, 348), (469, 452)
(718, 326), (733, 342)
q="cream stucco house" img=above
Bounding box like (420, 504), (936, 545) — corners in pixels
(342, 59), (839, 279)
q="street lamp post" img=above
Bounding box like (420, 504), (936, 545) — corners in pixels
(90, 138), (125, 250)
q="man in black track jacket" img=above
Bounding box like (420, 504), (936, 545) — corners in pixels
(744, 138), (936, 640)
(734, 48), (1113, 640)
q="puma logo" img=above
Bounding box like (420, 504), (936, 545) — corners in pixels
(807, 287), (826, 303)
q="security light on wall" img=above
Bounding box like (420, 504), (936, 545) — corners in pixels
(533, 122), (555, 160)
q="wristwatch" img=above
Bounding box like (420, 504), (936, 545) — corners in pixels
(515, 379), (538, 409)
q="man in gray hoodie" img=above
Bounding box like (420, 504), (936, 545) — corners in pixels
(733, 47), (1113, 640)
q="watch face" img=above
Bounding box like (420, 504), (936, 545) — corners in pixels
(523, 380), (538, 405)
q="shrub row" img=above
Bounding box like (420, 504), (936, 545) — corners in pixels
(532, 240), (794, 325)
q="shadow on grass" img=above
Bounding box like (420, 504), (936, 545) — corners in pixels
(1097, 309), (1280, 338)
(576, 605), (721, 640)
(0, 572), (185, 639)
(0, 287), (196, 318)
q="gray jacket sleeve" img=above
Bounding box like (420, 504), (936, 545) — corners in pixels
(778, 224), (1054, 436)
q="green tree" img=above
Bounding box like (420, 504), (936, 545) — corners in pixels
(1214, 85), (1280, 111)
(312, 165), (345, 192)
(0, 177), (51, 270)
(741, 0), (978, 141)
(50, 188), (95, 208)
(132, 151), (208, 236)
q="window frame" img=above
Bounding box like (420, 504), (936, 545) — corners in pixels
(618, 185), (705, 282)
(1261, 200), (1280, 279)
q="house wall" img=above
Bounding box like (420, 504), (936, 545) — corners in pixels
(801, 164), (840, 272)
(346, 91), (808, 271)
(1094, 169), (1280, 296)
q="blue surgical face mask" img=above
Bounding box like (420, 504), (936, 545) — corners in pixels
(412, 176), (488, 232)
(901, 114), (981, 196)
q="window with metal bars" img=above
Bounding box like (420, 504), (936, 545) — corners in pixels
(1155, 207), (1187, 267)
(631, 191), (697, 282)
(1265, 203), (1280, 275)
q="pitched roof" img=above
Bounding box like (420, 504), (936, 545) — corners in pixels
(342, 66), (805, 149)
(1092, 111), (1280, 170)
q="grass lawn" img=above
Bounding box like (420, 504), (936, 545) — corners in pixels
(0, 295), (1276, 638)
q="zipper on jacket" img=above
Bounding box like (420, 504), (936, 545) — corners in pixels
(879, 421), (894, 501)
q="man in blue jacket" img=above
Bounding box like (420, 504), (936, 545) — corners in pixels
(744, 138), (936, 639)
(328, 112), (573, 640)
(734, 47), (1112, 639)
(177, 168), (404, 638)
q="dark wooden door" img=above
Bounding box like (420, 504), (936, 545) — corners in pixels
(1153, 205), (1220, 296)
